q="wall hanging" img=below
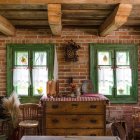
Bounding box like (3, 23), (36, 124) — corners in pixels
(64, 39), (81, 62)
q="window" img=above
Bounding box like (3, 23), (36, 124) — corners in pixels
(90, 44), (138, 103)
(7, 44), (54, 103)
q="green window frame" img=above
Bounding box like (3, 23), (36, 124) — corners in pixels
(7, 44), (54, 103)
(90, 44), (138, 103)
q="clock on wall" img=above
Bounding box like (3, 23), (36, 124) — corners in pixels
(64, 40), (81, 62)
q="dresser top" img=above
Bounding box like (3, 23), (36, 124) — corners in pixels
(41, 94), (109, 102)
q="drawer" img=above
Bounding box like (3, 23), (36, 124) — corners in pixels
(46, 129), (104, 136)
(46, 102), (66, 114)
(46, 129), (66, 136)
(46, 101), (105, 114)
(46, 115), (104, 129)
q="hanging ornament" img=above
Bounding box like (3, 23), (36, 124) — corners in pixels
(103, 55), (108, 62)
(21, 56), (27, 64)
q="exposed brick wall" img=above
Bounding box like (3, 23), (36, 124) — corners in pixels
(0, 27), (140, 138)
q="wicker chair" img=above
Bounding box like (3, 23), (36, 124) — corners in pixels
(18, 103), (40, 138)
(132, 107), (140, 140)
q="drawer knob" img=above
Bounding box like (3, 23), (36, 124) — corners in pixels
(71, 103), (78, 107)
(52, 104), (59, 109)
(52, 119), (59, 123)
(90, 120), (97, 123)
(90, 105), (96, 109)
(54, 134), (58, 136)
(71, 133), (77, 135)
(90, 134), (96, 136)
(72, 118), (78, 121)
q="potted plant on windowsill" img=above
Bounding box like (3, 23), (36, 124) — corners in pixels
(2, 92), (20, 140)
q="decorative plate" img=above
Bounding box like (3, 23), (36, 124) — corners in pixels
(81, 80), (93, 94)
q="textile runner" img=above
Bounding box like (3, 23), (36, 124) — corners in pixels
(41, 94), (109, 102)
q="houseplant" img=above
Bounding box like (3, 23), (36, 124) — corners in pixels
(2, 92), (20, 140)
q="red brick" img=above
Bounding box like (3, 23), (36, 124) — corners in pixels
(132, 35), (140, 39)
(119, 35), (132, 39)
(129, 31), (140, 35)
(115, 31), (129, 35)
(79, 35), (92, 39)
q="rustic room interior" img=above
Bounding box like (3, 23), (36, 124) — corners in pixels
(0, 0), (140, 140)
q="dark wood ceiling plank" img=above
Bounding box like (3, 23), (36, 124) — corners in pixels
(62, 10), (112, 16)
(0, 11), (48, 19)
(62, 4), (116, 10)
(0, 4), (46, 10)
(11, 19), (49, 25)
(0, 0), (140, 4)
(63, 25), (99, 29)
(63, 15), (106, 20)
(16, 25), (50, 29)
(62, 19), (102, 25)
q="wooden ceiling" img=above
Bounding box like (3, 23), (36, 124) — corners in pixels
(0, 0), (139, 36)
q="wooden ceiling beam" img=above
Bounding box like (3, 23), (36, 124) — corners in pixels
(0, 15), (15, 36)
(48, 4), (62, 35)
(0, 0), (140, 4)
(99, 4), (132, 36)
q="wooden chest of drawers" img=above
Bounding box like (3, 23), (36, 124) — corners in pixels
(43, 100), (106, 136)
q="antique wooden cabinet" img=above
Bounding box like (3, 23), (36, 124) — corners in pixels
(42, 96), (108, 136)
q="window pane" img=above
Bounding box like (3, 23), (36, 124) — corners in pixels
(98, 52), (111, 65)
(116, 52), (129, 65)
(33, 82), (46, 96)
(33, 52), (47, 66)
(116, 66), (132, 95)
(32, 67), (48, 96)
(14, 51), (29, 96)
(98, 66), (113, 95)
(13, 67), (30, 96)
(15, 84), (28, 96)
(15, 51), (28, 66)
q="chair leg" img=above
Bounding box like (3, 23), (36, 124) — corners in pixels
(133, 133), (136, 140)
(19, 127), (24, 139)
(1, 120), (5, 134)
(37, 127), (39, 135)
(19, 127), (21, 140)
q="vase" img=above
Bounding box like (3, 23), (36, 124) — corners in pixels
(8, 127), (19, 140)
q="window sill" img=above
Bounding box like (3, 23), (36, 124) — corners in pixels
(19, 96), (42, 103)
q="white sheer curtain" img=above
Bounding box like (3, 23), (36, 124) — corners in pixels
(13, 67), (31, 87)
(116, 67), (132, 86)
(32, 67), (48, 96)
(53, 46), (58, 80)
(32, 67), (48, 84)
(98, 66), (113, 86)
